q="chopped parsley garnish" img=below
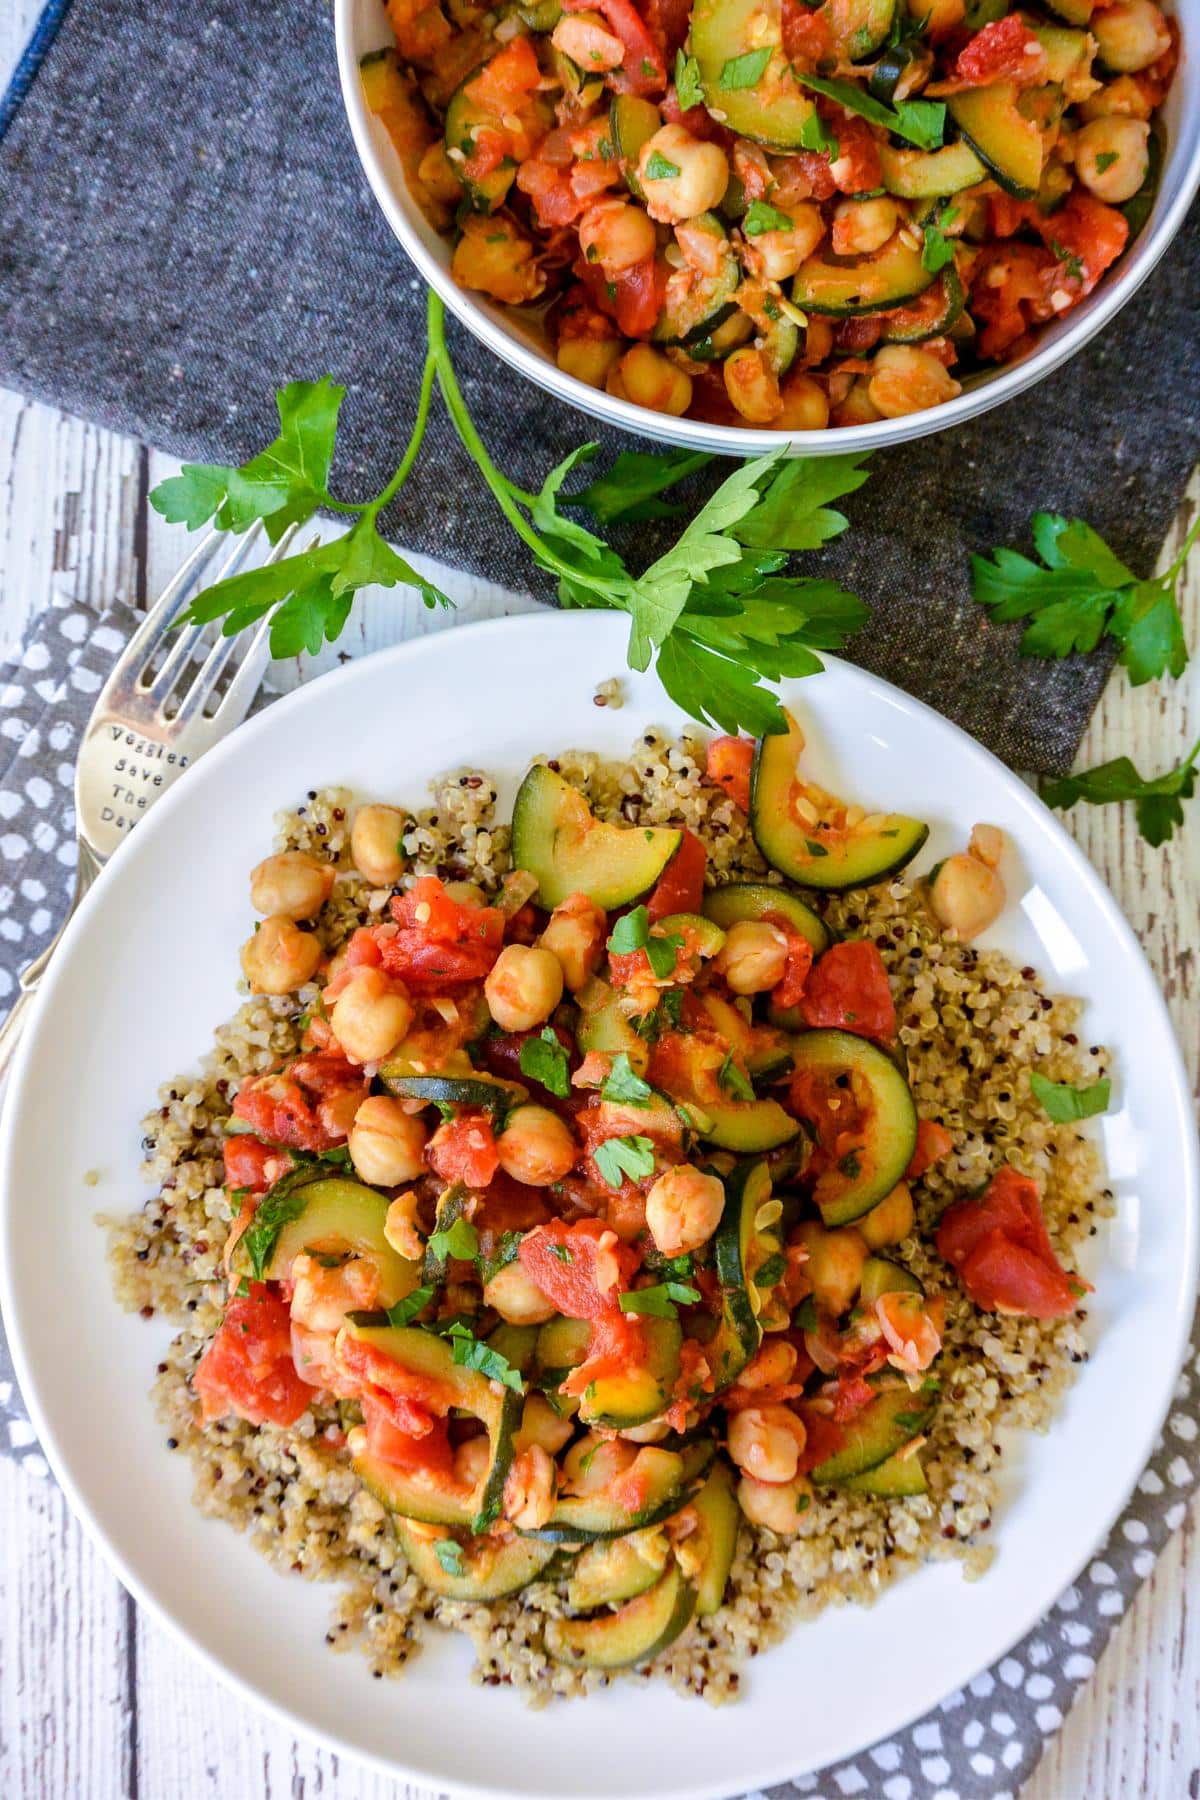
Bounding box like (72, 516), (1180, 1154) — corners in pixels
(1029, 1070), (1111, 1123)
(644, 149), (682, 181)
(1094, 150), (1118, 173)
(593, 1133), (657, 1188)
(717, 1049), (755, 1102)
(518, 1025), (571, 1097)
(743, 200), (795, 238)
(794, 1295), (819, 1333)
(799, 110), (839, 159)
(443, 1321), (525, 1393)
(601, 1051), (655, 1106)
(795, 74), (945, 150)
(607, 903), (682, 979)
(434, 1538), (466, 1577)
(233, 1165), (325, 1282)
(673, 49), (705, 111)
(754, 1252), (786, 1289)
(428, 1217), (480, 1263)
(719, 48), (772, 89)
(921, 206), (959, 274)
(619, 1280), (702, 1317)
(385, 1285), (435, 1327)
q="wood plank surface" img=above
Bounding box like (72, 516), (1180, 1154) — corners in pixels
(1, 8), (1198, 1797)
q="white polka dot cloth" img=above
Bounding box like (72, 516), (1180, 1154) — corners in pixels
(0, 598), (1197, 1796)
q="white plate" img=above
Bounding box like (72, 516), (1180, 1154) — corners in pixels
(2, 613), (1196, 1800)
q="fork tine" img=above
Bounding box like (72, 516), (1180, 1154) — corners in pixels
(103, 524), (255, 692)
(169, 524), (304, 728)
(145, 523), (269, 702)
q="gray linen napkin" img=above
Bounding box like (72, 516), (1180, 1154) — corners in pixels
(1, 0), (1198, 776)
(1, 602), (1199, 1799)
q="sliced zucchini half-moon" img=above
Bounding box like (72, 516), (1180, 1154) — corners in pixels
(690, 0), (822, 148)
(791, 231), (935, 317)
(511, 762), (681, 910)
(547, 1561), (697, 1668)
(788, 1029), (918, 1226)
(946, 81), (1045, 200)
(396, 1522), (558, 1600)
(810, 1383), (937, 1484)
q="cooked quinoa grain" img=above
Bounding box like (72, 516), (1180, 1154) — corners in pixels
(106, 735), (1107, 1703)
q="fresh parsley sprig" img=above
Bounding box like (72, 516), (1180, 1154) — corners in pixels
(794, 73), (945, 151)
(150, 292), (870, 740)
(971, 511), (1195, 686)
(1041, 737), (1199, 847)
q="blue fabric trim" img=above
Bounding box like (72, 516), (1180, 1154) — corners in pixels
(0, 0), (75, 143)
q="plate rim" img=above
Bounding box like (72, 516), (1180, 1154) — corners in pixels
(2, 610), (1196, 1798)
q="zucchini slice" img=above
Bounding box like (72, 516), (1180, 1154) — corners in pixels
(791, 232), (935, 317)
(345, 1320), (521, 1531)
(878, 140), (986, 198)
(1032, 23), (1095, 84)
(869, 37), (933, 104)
(788, 1029), (918, 1226)
(534, 1314), (595, 1386)
(511, 763), (682, 910)
(527, 1440), (716, 1542)
(750, 708), (929, 891)
(690, 0), (822, 148)
(702, 881), (832, 954)
(567, 1530), (669, 1609)
(380, 1070), (525, 1118)
(575, 979), (651, 1075)
(652, 910), (727, 960)
(811, 1383), (937, 1484)
(946, 82), (1044, 199)
(547, 1562), (696, 1668)
(228, 1175), (419, 1308)
(859, 1256), (923, 1304)
(579, 1314), (683, 1429)
(396, 1522), (558, 1599)
(707, 1159), (776, 1390)
(422, 1182), (475, 1284)
(652, 216), (742, 348)
(878, 267), (966, 344)
(825, 0), (896, 60)
(661, 1032), (800, 1153)
(840, 1445), (928, 1497)
(691, 1458), (742, 1615)
(695, 990), (793, 1082)
(610, 94), (661, 200)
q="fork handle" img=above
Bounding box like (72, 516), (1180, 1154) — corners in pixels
(0, 983), (38, 1085)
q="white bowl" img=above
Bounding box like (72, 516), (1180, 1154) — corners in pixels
(336, 0), (1200, 457)
(2, 614), (1197, 1797)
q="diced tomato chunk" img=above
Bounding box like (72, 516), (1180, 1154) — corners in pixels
(647, 828), (708, 920)
(614, 256), (666, 336)
(782, 0), (834, 65)
(771, 924), (815, 1010)
(795, 1405), (846, 1475)
(799, 940), (896, 1040)
(937, 1164), (1088, 1320)
(706, 736), (754, 813)
(830, 1371), (876, 1423)
(379, 875), (505, 992)
(519, 1216), (640, 1319)
(232, 1056), (365, 1153)
(906, 1118), (954, 1180)
(827, 112), (882, 194)
(427, 1112), (500, 1189)
(563, 0), (667, 94)
(223, 1133), (278, 1192)
(644, 0), (692, 55)
(1032, 190), (1129, 294)
(953, 16), (1046, 86)
(193, 1285), (311, 1428)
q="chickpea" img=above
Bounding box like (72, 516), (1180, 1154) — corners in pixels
(416, 140), (463, 206)
(727, 1404), (807, 1483)
(859, 1182), (915, 1251)
(551, 9), (625, 66)
(801, 316), (835, 367)
(619, 1416), (672, 1443)
(645, 1164), (726, 1258)
(637, 124), (729, 224)
(557, 336), (623, 390)
(1074, 115), (1151, 202)
(732, 1337), (799, 1392)
(776, 372), (830, 432)
(350, 803), (407, 888)
(795, 1220), (868, 1316)
(1092, 0), (1170, 71)
(715, 919), (789, 995)
(724, 346), (783, 425)
(609, 344), (693, 417)
(384, 1190), (424, 1262)
(830, 196), (900, 258)
(515, 1393), (575, 1456)
(744, 203), (825, 282)
(249, 850), (334, 920)
(484, 943), (564, 1031)
(453, 213), (545, 306)
(240, 916), (322, 996)
(330, 965), (414, 1064)
(907, 0), (963, 30)
(868, 345), (961, 420)
(495, 1103), (578, 1186)
(1078, 74), (1153, 122)
(348, 1096), (428, 1187)
(484, 1257), (558, 1326)
(578, 198), (657, 275)
(538, 891), (608, 991)
(562, 1433), (637, 1494)
(831, 376), (883, 428)
(454, 1433), (492, 1490)
(969, 823), (1005, 869)
(504, 1445), (557, 1529)
(927, 850), (1006, 941)
(737, 1472), (813, 1533)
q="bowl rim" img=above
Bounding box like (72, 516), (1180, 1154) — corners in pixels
(334, 0), (1200, 458)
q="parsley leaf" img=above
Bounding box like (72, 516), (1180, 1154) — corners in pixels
(593, 1134), (657, 1188)
(233, 1164), (326, 1282)
(619, 1280), (702, 1317)
(645, 149), (682, 180)
(720, 48), (772, 88)
(569, 448), (710, 524)
(608, 905), (682, 977)
(799, 110), (839, 158)
(754, 1251), (787, 1288)
(731, 453), (871, 552)
(674, 49), (705, 111)
(921, 205), (959, 273)
(518, 1027), (571, 1098)
(434, 1539), (466, 1578)
(1041, 737), (1200, 847)
(427, 1217), (480, 1263)
(1029, 1070), (1111, 1123)
(717, 1049), (755, 1102)
(744, 200), (796, 237)
(971, 511), (1191, 686)
(601, 1052), (655, 1106)
(795, 74), (945, 149)
(443, 1321), (525, 1393)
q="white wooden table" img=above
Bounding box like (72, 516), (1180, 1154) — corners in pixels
(1, 11), (1197, 1799)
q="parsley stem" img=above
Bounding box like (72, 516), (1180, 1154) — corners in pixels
(372, 346), (438, 518)
(1162, 509), (1200, 586)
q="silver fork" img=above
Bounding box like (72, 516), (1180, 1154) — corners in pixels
(0, 520), (301, 1081)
